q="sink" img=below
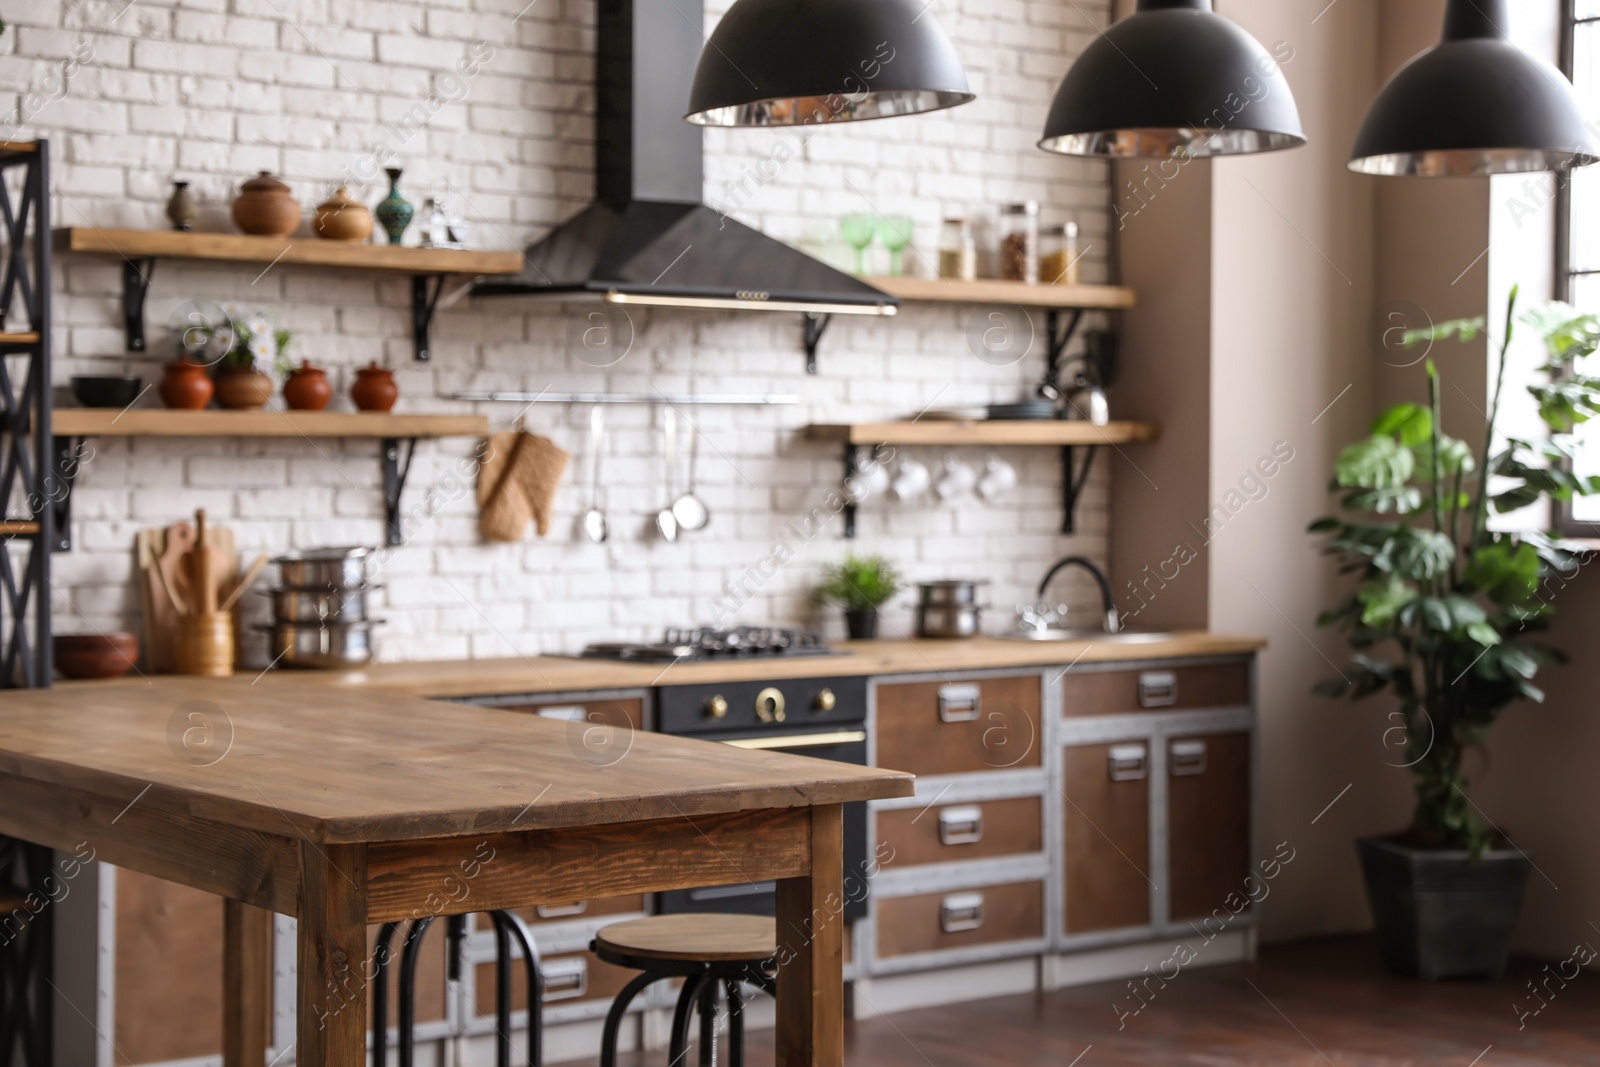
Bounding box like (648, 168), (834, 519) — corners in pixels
(997, 629), (1177, 644)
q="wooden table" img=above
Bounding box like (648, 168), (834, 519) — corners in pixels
(0, 678), (913, 1066)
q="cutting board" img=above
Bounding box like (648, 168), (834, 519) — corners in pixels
(136, 524), (237, 673)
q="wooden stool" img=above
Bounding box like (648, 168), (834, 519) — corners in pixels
(592, 914), (776, 1067)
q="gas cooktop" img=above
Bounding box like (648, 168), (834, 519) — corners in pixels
(579, 627), (841, 664)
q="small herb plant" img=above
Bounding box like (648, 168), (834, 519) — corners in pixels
(1312, 287), (1600, 854)
(814, 553), (903, 613)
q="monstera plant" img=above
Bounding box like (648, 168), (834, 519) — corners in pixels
(1311, 288), (1600, 980)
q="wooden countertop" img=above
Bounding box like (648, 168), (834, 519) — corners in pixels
(0, 677), (912, 844)
(263, 632), (1266, 698)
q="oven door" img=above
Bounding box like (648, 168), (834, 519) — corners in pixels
(656, 729), (871, 921)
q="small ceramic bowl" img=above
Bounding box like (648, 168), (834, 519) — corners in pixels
(71, 376), (143, 409)
(54, 632), (140, 680)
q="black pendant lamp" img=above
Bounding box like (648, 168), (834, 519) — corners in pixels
(1350, 0), (1597, 177)
(1038, 0), (1304, 158)
(685, 0), (974, 128)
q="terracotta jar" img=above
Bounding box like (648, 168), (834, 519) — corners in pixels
(231, 172), (301, 238)
(283, 361), (332, 411)
(313, 187), (373, 243)
(214, 367), (274, 410)
(159, 359), (214, 410)
(350, 362), (398, 412)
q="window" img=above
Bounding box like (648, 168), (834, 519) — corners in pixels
(1557, 0), (1600, 532)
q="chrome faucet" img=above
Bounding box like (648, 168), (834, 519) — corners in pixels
(1026, 556), (1120, 634)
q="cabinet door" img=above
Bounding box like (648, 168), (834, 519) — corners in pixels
(114, 871), (226, 1066)
(1167, 732), (1252, 921)
(1062, 740), (1151, 934)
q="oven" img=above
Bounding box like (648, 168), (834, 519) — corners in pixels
(655, 675), (871, 921)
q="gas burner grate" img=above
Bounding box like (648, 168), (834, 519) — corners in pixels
(579, 626), (838, 663)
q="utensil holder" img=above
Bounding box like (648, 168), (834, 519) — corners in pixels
(173, 612), (234, 677)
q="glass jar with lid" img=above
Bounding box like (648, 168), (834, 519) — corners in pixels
(999, 201), (1040, 283)
(938, 217), (977, 281)
(1040, 220), (1080, 285)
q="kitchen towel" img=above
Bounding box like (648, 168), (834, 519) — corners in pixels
(477, 431), (571, 541)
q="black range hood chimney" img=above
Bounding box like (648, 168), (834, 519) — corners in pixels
(473, 0), (897, 319)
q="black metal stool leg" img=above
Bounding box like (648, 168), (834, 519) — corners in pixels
(724, 979), (744, 1067)
(372, 921), (402, 1067)
(491, 910), (545, 1067)
(669, 973), (709, 1067)
(697, 976), (717, 1067)
(599, 971), (662, 1067)
(489, 915), (513, 1067)
(397, 916), (435, 1067)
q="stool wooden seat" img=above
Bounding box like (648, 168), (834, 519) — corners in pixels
(593, 914), (775, 963)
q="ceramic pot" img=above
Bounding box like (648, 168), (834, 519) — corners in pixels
(231, 171), (301, 237)
(844, 608), (879, 640)
(165, 180), (197, 232)
(283, 361), (332, 411)
(313, 186), (374, 242)
(159, 359), (214, 410)
(374, 167), (415, 246)
(215, 367), (274, 410)
(350, 362), (398, 412)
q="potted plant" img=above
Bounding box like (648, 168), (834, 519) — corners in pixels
(1311, 288), (1600, 980)
(814, 553), (902, 640)
(192, 305), (294, 411)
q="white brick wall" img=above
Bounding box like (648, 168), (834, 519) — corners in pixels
(8, 0), (1120, 665)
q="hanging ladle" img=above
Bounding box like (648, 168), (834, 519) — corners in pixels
(582, 405), (609, 544)
(671, 418), (710, 532)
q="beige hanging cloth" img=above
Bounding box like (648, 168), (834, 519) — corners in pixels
(477, 430), (571, 541)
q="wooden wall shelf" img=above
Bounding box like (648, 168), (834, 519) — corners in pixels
(863, 276), (1136, 311)
(53, 227), (525, 362)
(0, 332), (41, 346)
(51, 410), (488, 548)
(806, 419), (1161, 539)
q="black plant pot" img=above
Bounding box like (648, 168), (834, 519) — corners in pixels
(844, 608), (879, 640)
(1357, 835), (1531, 981)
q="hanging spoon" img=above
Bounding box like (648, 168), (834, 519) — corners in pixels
(582, 405), (609, 544)
(671, 418), (710, 532)
(655, 408), (679, 543)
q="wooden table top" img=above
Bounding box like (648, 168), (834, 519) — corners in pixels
(0, 678), (913, 845)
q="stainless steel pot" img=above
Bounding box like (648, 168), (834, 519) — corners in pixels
(917, 580), (987, 608)
(273, 547), (373, 589)
(258, 620), (382, 669)
(261, 586), (376, 623)
(915, 603), (983, 639)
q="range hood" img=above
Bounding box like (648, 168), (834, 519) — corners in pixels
(473, 0), (897, 318)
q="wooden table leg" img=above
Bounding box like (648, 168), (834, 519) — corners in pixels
(775, 804), (844, 1067)
(296, 842), (368, 1067)
(223, 899), (274, 1067)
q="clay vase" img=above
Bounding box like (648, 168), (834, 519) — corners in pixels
(165, 180), (197, 231)
(231, 171), (301, 238)
(374, 167), (415, 246)
(283, 361), (332, 411)
(160, 359), (214, 410)
(350, 362), (398, 412)
(313, 187), (373, 242)
(214, 367), (274, 410)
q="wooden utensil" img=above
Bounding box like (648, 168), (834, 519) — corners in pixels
(191, 510), (217, 614)
(138, 523), (238, 673)
(219, 554), (269, 614)
(159, 522), (195, 615)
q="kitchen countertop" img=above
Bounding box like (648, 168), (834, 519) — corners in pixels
(255, 632), (1266, 699)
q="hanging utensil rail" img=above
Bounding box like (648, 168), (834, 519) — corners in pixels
(451, 391), (799, 406)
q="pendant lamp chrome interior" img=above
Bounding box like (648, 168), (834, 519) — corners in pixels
(685, 0), (974, 128)
(1350, 0), (1598, 177)
(1038, 0), (1304, 158)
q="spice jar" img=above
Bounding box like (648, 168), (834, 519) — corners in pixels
(999, 201), (1040, 283)
(938, 218), (977, 281)
(1040, 221), (1081, 285)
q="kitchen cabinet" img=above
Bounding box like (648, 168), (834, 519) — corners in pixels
(1062, 740), (1151, 934)
(875, 675), (1042, 775)
(1167, 731), (1252, 922)
(876, 881), (1045, 959)
(114, 872), (226, 1066)
(1060, 661), (1250, 716)
(876, 796), (1042, 868)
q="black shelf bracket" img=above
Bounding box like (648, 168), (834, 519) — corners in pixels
(841, 443), (860, 538)
(48, 436), (83, 552)
(413, 274), (447, 362)
(1061, 444), (1098, 535)
(122, 257), (156, 352)
(1043, 307), (1085, 393)
(803, 312), (833, 375)
(381, 437), (418, 547)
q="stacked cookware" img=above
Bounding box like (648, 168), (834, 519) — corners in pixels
(260, 547), (384, 668)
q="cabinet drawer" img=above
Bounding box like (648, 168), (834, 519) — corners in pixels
(475, 948), (638, 1013)
(1061, 662), (1249, 717)
(474, 893), (646, 932)
(876, 881), (1044, 959)
(876, 675), (1042, 775)
(876, 796), (1042, 867)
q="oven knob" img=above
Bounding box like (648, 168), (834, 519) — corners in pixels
(815, 688), (837, 713)
(755, 687), (787, 724)
(706, 695), (729, 720)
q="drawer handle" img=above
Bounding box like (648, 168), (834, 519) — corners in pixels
(937, 683), (981, 723)
(938, 805), (984, 846)
(535, 900), (589, 919)
(940, 892), (985, 933)
(1138, 671), (1177, 707)
(1108, 743), (1148, 781)
(536, 705), (587, 722)
(541, 957), (589, 1002)
(1170, 739), (1207, 776)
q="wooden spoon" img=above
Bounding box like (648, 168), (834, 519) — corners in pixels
(218, 554), (269, 614)
(159, 523), (195, 616)
(192, 510), (217, 614)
